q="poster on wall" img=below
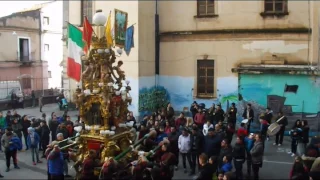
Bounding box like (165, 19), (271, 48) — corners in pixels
(114, 9), (128, 47)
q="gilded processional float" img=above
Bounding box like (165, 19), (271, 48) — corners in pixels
(57, 10), (161, 179)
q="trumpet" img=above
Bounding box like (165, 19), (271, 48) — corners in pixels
(60, 142), (79, 150)
(57, 134), (80, 145)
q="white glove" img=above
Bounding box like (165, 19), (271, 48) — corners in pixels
(138, 151), (145, 156)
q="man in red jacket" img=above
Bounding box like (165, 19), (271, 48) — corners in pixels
(194, 109), (205, 130)
(175, 113), (186, 130)
(237, 123), (248, 138)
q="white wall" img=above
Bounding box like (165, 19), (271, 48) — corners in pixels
(41, 1), (63, 88)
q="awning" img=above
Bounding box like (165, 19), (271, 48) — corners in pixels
(232, 64), (320, 75)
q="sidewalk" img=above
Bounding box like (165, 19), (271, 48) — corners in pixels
(5, 103), (79, 120)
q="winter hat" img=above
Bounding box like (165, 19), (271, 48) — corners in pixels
(27, 127), (34, 132)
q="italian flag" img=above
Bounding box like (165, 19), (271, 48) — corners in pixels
(67, 24), (84, 82)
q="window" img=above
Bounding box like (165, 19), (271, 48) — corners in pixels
(43, 16), (49, 25)
(264, 0), (287, 13)
(284, 84), (298, 93)
(48, 71), (52, 78)
(81, 0), (93, 24)
(44, 44), (50, 51)
(18, 38), (30, 61)
(197, 60), (215, 97)
(21, 77), (31, 89)
(197, 0), (215, 16)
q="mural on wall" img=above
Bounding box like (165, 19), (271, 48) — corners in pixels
(239, 74), (320, 132)
(138, 86), (170, 114)
(138, 76), (239, 116)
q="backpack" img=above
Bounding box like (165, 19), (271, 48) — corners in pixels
(10, 137), (22, 151)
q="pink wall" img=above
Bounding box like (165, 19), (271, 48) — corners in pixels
(0, 62), (48, 90)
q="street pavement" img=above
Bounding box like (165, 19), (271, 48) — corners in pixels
(0, 105), (294, 179)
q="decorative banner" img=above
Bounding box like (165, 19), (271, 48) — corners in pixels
(114, 9), (128, 47)
(124, 25), (134, 56)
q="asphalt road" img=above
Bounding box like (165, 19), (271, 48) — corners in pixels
(0, 105), (294, 179)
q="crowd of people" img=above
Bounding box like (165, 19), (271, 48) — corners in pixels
(2, 100), (320, 180)
(0, 109), (79, 178)
(134, 102), (265, 180)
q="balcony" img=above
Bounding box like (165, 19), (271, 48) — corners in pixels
(20, 56), (30, 61)
(19, 56), (33, 66)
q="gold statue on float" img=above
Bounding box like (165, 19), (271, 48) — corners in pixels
(65, 10), (140, 179)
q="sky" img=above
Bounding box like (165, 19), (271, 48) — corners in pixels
(0, 1), (50, 17)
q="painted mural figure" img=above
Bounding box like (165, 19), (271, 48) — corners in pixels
(242, 104), (254, 133)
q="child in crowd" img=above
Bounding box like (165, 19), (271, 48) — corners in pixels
(220, 155), (233, 173)
(27, 127), (42, 165)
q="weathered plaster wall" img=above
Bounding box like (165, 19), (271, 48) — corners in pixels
(158, 1), (310, 32)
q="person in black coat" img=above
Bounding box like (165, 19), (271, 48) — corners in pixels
(168, 126), (180, 170)
(218, 139), (232, 169)
(274, 112), (288, 146)
(204, 128), (221, 158)
(228, 103), (237, 125)
(196, 153), (213, 180)
(190, 102), (198, 120)
(190, 127), (204, 174)
(40, 121), (50, 158)
(233, 136), (246, 179)
(242, 104), (254, 133)
(300, 120), (310, 155)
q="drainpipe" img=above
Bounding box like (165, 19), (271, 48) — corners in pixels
(155, 0), (160, 87)
(39, 11), (44, 96)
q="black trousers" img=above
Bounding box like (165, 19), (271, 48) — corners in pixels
(180, 152), (192, 170)
(172, 150), (179, 166)
(247, 123), (251, 133)
(23, 132), (29, 149)
(50, 174), (64, 180)
(51, 131), (56, 142)
(291, 139), (298, 154)
(5, 150), (18, 168)
(234, 159), (245, 179)
(42, 140), (49, 156)
(275, 128), (285, 144)
(252, 163), (262, 180)
(190, 151), (200, 173)
(246, 152), (252, 175)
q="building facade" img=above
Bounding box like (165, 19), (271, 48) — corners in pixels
(63, 1), (320, 131)
(40, 1), (63, 89)
(0, 1), (63, 98)
(154, 0), (320, 132)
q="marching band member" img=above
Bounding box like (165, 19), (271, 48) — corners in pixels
(242, 104), (254, 133)
(227, 103), (237, 126)
(273, 112), (288, 146)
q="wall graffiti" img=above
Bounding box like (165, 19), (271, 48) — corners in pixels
(240, 74), (320, 132)
(138, 86), (170, 113)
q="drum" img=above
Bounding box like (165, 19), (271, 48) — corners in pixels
(267, 122), (281, 136)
